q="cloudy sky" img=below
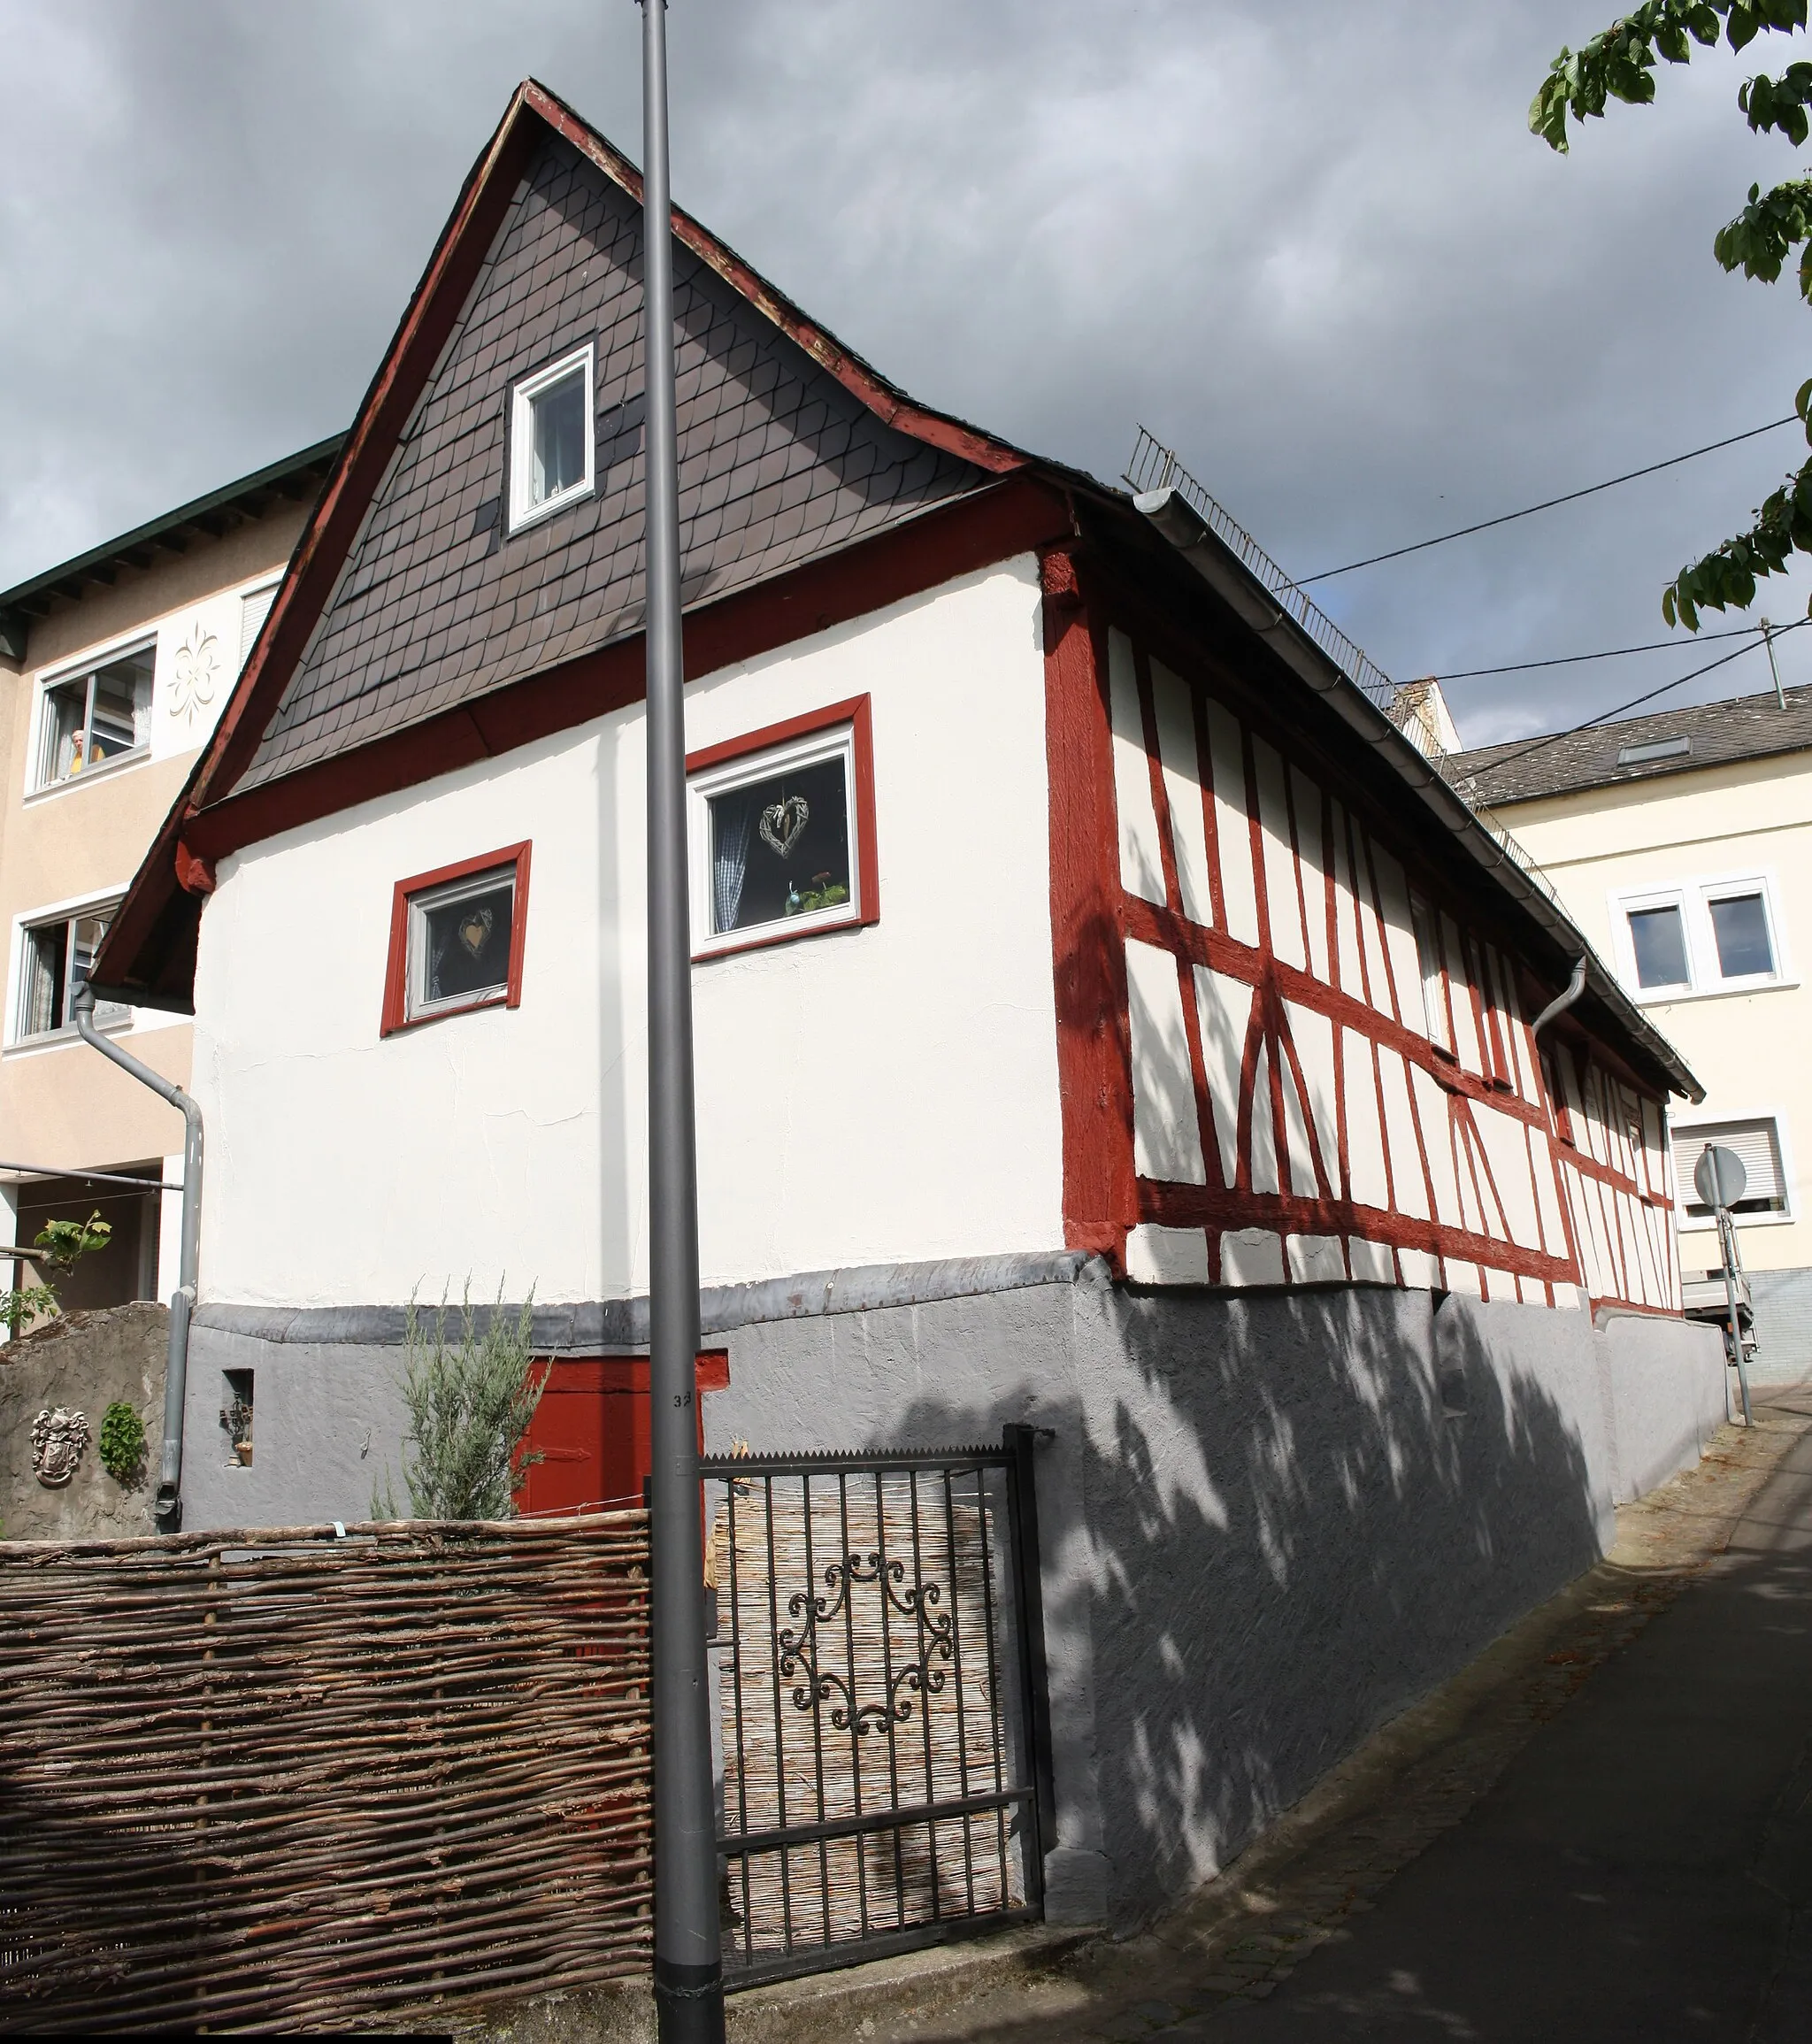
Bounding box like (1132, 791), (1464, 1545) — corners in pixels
(4, 0), (1810, 748)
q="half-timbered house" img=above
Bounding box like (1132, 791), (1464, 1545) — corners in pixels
(94, 81), (1724, 1926)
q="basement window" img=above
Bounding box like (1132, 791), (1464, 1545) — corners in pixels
(12, 900), (127, 1043)
(508, 344), (595, 532)
(33, 645), (155, 791)
(381, 843), (532, 1035)
(686, 699), (878, 958)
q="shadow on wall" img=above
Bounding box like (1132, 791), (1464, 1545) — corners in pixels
(863, 1279), (1607, 1928)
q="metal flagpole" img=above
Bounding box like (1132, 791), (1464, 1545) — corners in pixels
(635, 3), (726, 2037)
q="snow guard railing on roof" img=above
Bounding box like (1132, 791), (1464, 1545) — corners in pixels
(1123, 427), (1562, 912)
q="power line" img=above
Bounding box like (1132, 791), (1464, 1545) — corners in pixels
(1300, 417), (1800, 588)
(1464, 619), (1809, 785)
(1434, 622), (1762, 682)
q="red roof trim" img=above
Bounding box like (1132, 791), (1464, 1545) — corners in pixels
(519, 83), (1025, 478)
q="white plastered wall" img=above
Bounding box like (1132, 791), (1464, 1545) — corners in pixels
(188, 557), (1065, 1308)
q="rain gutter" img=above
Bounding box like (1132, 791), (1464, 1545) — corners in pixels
(74, 987), (203, 1531)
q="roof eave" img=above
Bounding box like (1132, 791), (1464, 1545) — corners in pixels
(0, 434), (346, 661)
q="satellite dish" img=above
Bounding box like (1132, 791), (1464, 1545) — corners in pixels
(1694, 1144), (1747, 1212)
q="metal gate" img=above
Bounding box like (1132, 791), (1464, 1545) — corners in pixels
(702, 1426), (1055, 1986)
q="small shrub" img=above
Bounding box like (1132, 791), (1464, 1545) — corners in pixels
(1, 1285), (58, 1339)
(372, 1285), (547, 1521)
(98, 1402), (147, 1486)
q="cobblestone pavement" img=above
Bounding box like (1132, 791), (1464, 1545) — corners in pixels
(847, 1393), (1812, 2043)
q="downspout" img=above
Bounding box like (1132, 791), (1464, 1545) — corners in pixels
(1531, 956), (1588, 1037)
(74, 984), (203, 1533)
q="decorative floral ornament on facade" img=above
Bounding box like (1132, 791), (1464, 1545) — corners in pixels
(759, 793), (809, 858)
(32, 1407), (91, 1487)
(169, 620), (222, 729)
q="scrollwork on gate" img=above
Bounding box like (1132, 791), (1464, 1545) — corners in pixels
(777, 1548), (956, 1735)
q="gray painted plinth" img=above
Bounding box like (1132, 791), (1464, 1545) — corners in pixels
(181, 1265), (1724, 1928)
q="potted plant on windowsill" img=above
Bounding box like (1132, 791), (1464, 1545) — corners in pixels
(219, 1396), (254, 1465)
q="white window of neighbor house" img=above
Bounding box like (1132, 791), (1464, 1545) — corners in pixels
(1625, 895), (1693, 993)
(687, 721), (864, 957)
(1703, 883), (1777, 984)
(508, 343), (595, 532)
(1613, 873), (1785, 999)
(12, 900), (127, 1043)
(32, 644), (155, 792)
(239, 580), (280, 669)
(1671, 1116), (1792, 1222)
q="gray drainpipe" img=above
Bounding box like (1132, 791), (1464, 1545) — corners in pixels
(1531, 956), (1588, 1036)
(73, 984), (203, 1533)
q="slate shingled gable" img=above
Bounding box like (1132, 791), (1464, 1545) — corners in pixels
(91, 78), (1040, 1009)
(246, 133), (989, 791)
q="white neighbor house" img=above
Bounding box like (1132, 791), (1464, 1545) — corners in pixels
(96, 82), (1725, 1929)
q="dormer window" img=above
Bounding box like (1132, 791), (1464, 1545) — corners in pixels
(32, 645), (155, 792)
(508, 344), (595, 532)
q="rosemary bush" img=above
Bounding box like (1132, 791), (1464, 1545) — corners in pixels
(372, 1286), (547, 1521)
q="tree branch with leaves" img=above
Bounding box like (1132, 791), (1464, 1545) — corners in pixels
(1532, 0), (1812, 626)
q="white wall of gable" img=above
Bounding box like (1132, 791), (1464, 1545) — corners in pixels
(188, 557), (1065, 1308)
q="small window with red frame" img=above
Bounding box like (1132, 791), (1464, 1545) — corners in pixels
(685, 697), (878, 960)
(382, 842), (530, 1035)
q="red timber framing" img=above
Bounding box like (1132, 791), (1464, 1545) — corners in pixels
(1039, 543), (1679, 1316)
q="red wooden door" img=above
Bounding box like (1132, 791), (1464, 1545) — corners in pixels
(515, 1351), (729, 1516)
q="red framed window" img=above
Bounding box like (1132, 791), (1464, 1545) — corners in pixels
(685, 695), (879, 961)
(380, 841), (532, 1036)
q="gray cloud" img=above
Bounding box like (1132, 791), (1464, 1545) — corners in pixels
(4, 0), (1809, 744)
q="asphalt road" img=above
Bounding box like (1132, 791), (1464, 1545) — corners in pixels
(1214, 1402), (1812, 2041)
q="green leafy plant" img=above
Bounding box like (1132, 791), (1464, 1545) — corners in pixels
(98, 1402), (147, 1486)
(1531, 0), (1812, 626)
(784, 871), (850, 917)
(372, 1285), (548, 1522)
(33, 1210), (111, 1272)
(1, 1285), (58, 1339)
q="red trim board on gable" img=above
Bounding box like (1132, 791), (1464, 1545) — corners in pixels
(380, 841), (533, 1038)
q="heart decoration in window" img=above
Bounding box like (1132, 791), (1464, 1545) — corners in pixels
(759, 794), (810, 859)
(458, 906), (495, 957)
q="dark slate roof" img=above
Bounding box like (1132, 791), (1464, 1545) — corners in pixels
(241, 134), (987, 791)
(1447, 681), (1812, 806)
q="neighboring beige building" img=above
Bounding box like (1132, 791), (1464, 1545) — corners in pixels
(1449, 684), (1812, 1378)
(0, 441), (337, 1323)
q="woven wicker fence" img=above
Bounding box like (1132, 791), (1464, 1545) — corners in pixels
(0, 1514), (653, 2034)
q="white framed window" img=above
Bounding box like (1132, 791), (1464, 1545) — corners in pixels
(687, 709), (872, 959)
(1610, 872), (1786, 1002)
(1409, 895), (1452, 1052)
(30, 643), (155, 793)
(1670, 1113), (1793, 1226)
(507, 343), (595, 533)
(12, 897), (127, 1045)
(239, 579), (280, 669)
